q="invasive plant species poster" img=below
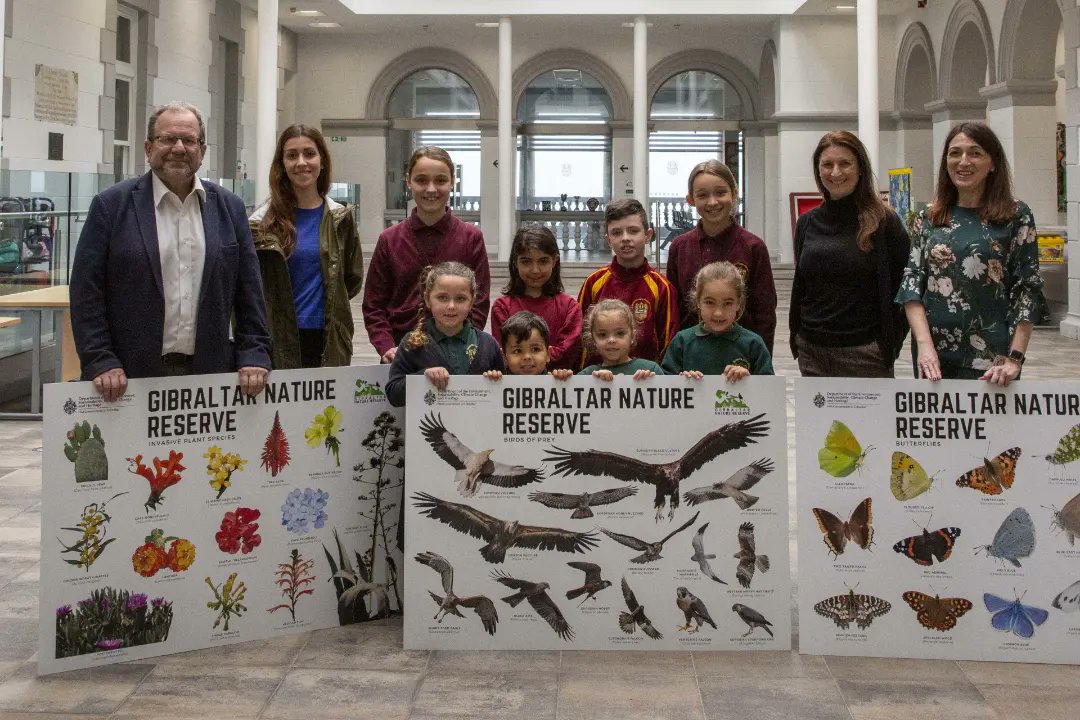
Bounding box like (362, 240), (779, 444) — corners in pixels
(796, 378), (1080, 663)
(39, 367), (404, 674)
(403, 376), (790, 651)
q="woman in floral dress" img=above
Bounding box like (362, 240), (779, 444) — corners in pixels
(896, 122), (1045, 385)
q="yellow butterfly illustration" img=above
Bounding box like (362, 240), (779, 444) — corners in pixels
(890, 451), (937, 501)
(818, 421), (872, 478)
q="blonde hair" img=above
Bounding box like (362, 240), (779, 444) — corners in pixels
(686, 158), (739, 198)
(407, 146), (455, 181)
(582, 299), (637, 354)
(690, 261), (746, 319)
(404, 262), (477, 350)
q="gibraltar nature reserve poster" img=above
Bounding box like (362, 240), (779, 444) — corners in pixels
(39, 366), (403, 674)
(403, 375), (791, 651)
(796, 378), (1080, 663)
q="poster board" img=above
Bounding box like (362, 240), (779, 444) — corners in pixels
(39, 366), (404, 675)
(888, 167), (913, 218)
(403, 375), (791, 651)
(796, 378), (1080, 663)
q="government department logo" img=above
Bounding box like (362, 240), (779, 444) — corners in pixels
(63, 398), (77, 415)
(714, 389), (750, 415)
(813, 392), (826, 408)
(423, 389), (437, 406)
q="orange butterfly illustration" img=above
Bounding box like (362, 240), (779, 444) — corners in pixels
(955, 447), (1021, 495)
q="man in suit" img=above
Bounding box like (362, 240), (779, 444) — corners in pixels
(71, 101), (271, 401)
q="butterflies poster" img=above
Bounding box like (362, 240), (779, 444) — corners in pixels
(402, 376), (792, 651)
(796, 378), (1080, 664)
(38, 366), (404, 675)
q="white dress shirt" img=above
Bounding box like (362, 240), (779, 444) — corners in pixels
(151, 172), (207, 356)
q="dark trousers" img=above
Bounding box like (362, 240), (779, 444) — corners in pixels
(796, 335), (894, 378)
(160, 353), (194, 376)
(298, 328), (326, 369)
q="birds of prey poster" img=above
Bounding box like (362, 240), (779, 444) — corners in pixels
(38, 366), (405, 675)
(404, 375), (790, 650)
(796, 377), (1080, 665)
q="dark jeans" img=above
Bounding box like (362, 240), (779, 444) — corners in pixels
(160, 353), (194, 376)
(796, 335), (894, 378)
(298, 328), (326, 368)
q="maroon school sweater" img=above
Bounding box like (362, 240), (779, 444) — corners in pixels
(490, 293), (582, 370)
(362, 209), (491, 357)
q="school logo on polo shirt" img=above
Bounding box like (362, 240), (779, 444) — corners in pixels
(631, 298), (650, 322)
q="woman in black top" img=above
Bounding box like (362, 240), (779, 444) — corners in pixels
(789, 130), (911, 377)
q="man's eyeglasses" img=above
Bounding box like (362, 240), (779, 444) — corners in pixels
(151, 134), (202, 148)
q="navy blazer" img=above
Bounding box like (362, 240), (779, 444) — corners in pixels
(70, 172), (271, 380)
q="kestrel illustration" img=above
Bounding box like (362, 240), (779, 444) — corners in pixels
(682, 458), (775, 510)
(491, 570), (574, 641)
(528, 486), (637, 519)
(619, 577), (663, 639)
(565, 561), (612, 606)
(734, 522), (770, 588)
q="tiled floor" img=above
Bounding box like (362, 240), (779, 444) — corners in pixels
(3, 271), (1080, 719)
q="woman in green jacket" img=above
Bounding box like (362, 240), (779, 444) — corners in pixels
(250, 124), (363, 368)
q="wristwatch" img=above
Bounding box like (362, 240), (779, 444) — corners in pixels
(1007, 349), (1026, 366)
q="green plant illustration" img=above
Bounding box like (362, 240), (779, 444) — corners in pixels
(268, 548), (316, 621)
(305, 405), (344, 467)
(56, 492), (128, 571)
(321, 528), (390, 625)
(354, 410), (404, 612)
(55, 588), (173, 658)
(205, 572), (247, 631)
(63, 421), (109, 483)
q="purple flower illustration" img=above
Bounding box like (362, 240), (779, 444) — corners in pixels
(126, 593), (148, 612)
(96, 638), (123, 651)
(281, 487), (329, 534)
(56, 605), (72, 618)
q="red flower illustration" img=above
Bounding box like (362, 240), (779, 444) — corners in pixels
(127, 451), (186, 513)
(216, 507), (262, 555)
(261, 412), (291, 477)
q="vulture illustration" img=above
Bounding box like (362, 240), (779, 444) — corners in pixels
(528, 486), (637, 519)
(619, 577), (663, 639)
(412, 492), (599, 563)
(565, 561), (612, 605)
(690, 522), (728, 585)
(420, 413), (544, 496)
(734, 522), (770, 588)
(414, 551), (499, 635)
(676, 586), (717, 634)
(545, 414), (769, 520)
(682, 458), (775, 510)
(601, 511), (700, 564)
(491, 570), (574, 641)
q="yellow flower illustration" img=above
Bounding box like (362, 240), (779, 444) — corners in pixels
(203, 446), (247, 498)
(305, 406), (344, 467)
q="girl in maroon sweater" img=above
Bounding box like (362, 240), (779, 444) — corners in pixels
(362, 146), (491, 363)
(490, 224), (581, 370)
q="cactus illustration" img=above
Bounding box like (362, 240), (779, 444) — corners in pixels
(63, 421), (109, 483)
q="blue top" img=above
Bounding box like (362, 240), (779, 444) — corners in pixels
(289, 205), (325, 329)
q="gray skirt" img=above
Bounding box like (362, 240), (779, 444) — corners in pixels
(795, 335), (894, 378)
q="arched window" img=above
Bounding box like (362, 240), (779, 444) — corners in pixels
(385, 69), (481, 215)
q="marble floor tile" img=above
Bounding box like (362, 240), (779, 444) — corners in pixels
(0, 577), (39, 620)
(958, 659), (1080, 687)
(150, 632), (309, 668)
(426, 649), (560, 675)
(0, 619), (39, 662)
(0, 467), (44, 488)
(836, 679), (999, 720)
(559, 650), (694, 679)
(260, 668), (419, 720)
(0, 662), (152, 714)
(557, 671), (705, 720)
(824, 654), (968, 682)
(976, 683), (1080, 720)
(292, 618), (428, 672)
(0, 556), (36, 589)
(109, 664), (285, 719)
(0, 714), (107, 720)
(410, 669), (558, 720)
(697, 676), (851, 720)
(692, 649), (831, 679)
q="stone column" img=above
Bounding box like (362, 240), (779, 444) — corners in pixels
(498, 16), (513, 261)
(856, 0), (879, 171)
(1060, 1), (1080, 340)
(633, 16), (648, 203)
(255, 0), (278, 206)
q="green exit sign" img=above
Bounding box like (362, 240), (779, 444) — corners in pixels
(329, 135), (347, 142)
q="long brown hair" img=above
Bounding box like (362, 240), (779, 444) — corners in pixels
(407, 146), (455, 181)
(928, 121), (1014, 226)
(812, 131), (885, 252)
(261, 124), (333, 256)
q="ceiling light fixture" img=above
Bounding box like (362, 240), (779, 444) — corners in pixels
(308, 21), (340, 28)
(475, 22), (499, 28)
(289, 8), (324, 16)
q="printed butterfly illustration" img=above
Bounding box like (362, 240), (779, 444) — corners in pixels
(818, 421), (872, 478)
(955, 447), (1021, 495)
(1047, 492), (1080, 546)
(893, 526), (961, 566)
(975, 507), (1035, 568)
(1046, 424), (1080, 466)
(814, 588), (891, 630)
(890, 451), (936, 501)
(902, 591), (973, 632)
(812, 497), (873, 559)
(1052, 580), (1080, 612)
(983, 591), (1048, 639)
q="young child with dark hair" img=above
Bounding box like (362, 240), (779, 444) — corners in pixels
(577, 299), (665, 381)
(483, 311), (574, 380)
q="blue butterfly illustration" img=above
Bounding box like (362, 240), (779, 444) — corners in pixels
(983, 592), (1049, 639)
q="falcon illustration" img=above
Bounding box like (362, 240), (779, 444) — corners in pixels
(734, 522), (770, 588)
(619, 577), (663, 639)
(565, 561), (612, 606)
(731, 603), (774, 638)
(682, 458), (775, 510)
(528, 486), (637, 519)
(545, 414), (769, 521)
(676, 586), (717, 634)
(414, 551), (498, 635)
(412, 492), (599, 563)
(491, 570), (574, 641)
(420, 413), (544, 496)
(601, 511), (700, 564)
(690, 522), (728, 584)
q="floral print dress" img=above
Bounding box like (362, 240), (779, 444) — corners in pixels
(895, 202), (1044, 372)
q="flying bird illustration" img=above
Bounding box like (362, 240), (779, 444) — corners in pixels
(565, 561), (612, 606)
(601, 511), (700, 563)
(545, 414), (769, 520)
(682, 458), (775, 510)
(619, 577), (663, 639)
(412, 492), (599, 563)
(420, 413), (543, 496)
(676, 586), (717, 634)
(690, 522), (728, 584)
(528, 486), (637, 519)
(731, 603), (774, 637)
(734, 522), (770, 588)
(414, 551), (498, 635)
(491, 570), (573, 641)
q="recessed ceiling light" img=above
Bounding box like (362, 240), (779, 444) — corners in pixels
(475, 22), (499, 28)
(835, 4), (856, 8)
(290, 8), (324, 16)
(308, 21), (340, 28)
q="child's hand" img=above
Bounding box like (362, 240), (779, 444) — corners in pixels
(591, 369), (614, 382)
(425, 366), (451, 390)
(483, 370), (503, 381)
(632, 369), (656, 380)
(723, 364), (750, 382)
(550, 369), (574, 381)
(679, 370), (704, 380)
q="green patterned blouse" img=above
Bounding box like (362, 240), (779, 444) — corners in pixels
(895, 202), (1044, 371)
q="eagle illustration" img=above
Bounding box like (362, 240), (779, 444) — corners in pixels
(412, 492), (599, 563)
(420, 413), (544, 496)
(734, 522), (770, 588)
(528, 486), (637, 519)
(491, 570), (574, 641)
(682, 458), (775, 510)
(545, 414), (769, 520)
(414, 551), (498, 635)
(619, 577), (663, 639)
(601, 511), (700, 563)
